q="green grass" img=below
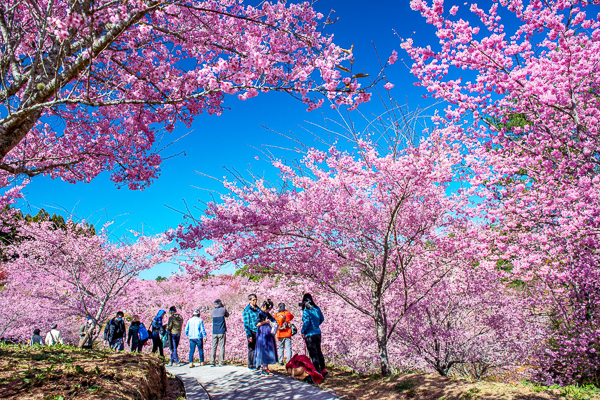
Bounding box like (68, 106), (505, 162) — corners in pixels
(559, 384), (600, 400)
(394, 379), (417, 392)
(520, 380), (600, 400)
(461, 387), (481, 399)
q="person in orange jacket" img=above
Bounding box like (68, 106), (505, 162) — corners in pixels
(275, 303), (294, 365)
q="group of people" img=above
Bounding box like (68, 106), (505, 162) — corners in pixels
(104, 301), (230, 368)
(28, 292), (327, 381)
(29, 323), (64, 346)
(242, 293), (326, 379)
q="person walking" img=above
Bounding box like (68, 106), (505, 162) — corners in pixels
(78, 318), (97, 349)
(104, 311), (126, 351)
(254, 299), (277, 376)
(166, 306), (184, 366)
(210, 299), (229, 366)
(30, 329), (44, 346)
(242, 293), (260, 370)
(300, 293), (326, 376)
(185, 309), (207, 367)
(150, 309), (166, 357)
(45, 323), (64, 346)
(275, 303), (294, 365)
(127, 315), (148, 352)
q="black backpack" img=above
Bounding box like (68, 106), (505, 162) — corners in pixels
(113, 319), (125, 337)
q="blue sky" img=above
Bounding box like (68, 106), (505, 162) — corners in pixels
(17, 0), (457, 278)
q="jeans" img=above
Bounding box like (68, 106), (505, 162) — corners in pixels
(189, 338), (204, 363)
(130, 341), (144, 352)
(110, 337), (124, 351)
(211, 333), (226, 365)
(304, 334), (325, 373)
(278, 337), (292, 364)
(152, 336), (164, 357)
(247, 332), (257, 368)
(170, 334), (180, 363)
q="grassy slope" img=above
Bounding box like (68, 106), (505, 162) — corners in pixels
(0, 343), (184, 400)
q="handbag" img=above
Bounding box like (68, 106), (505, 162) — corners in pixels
(270, 321), (278, 335)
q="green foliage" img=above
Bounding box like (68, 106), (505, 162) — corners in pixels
(233, 264), (276, 281)
(156, 276), (167, 282)
(485, 112), (531, 134)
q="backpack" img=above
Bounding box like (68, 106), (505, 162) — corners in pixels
(112, 319), (125, 337)
(138, 323), (149, 341)
(151, 319), (162, 338)
(290, 324), (298, 336)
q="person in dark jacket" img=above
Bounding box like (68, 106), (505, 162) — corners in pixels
(166, 306), (184, 365)
(127, 315), (148, 352)
(300, 293), (326, 375)
(30, 329), (44, 346)
(210, 299), (229, 366)
(150, 309), (166, 357)
(104, 311), (126, 351)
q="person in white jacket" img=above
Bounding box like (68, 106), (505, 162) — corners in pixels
(185, 309), (207, 367)
(45, 323), (64, 346)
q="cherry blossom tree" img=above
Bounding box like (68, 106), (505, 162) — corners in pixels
(402, 0), (600, 384)
(395, 266), (541, 378)
(173, 133), (478, 375)
(2, 219), (175, 336)
(0, 0), (376, 191)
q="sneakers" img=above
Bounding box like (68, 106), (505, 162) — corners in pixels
(210, 364), (216, 367)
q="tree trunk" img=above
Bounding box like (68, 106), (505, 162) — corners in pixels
(374, 306), (391, 376)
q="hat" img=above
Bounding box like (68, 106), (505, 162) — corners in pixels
(193, 309), (200, 316)
(51, 323), (57, 329)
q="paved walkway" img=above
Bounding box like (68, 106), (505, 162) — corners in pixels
(167, 364), (338, 400)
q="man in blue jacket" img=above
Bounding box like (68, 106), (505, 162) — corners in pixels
(242, 293), (260, 370)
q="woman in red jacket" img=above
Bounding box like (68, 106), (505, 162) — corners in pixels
(275, 303), (294, 365)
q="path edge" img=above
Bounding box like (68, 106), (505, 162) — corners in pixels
(173, 373), (211, 400)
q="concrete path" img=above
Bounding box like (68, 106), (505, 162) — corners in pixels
(167, 364), (338, 400)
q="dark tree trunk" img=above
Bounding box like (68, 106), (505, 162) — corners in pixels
(374, 304), (391, 376)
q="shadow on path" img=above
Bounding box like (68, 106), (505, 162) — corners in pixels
(167, 364), (337, 400)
